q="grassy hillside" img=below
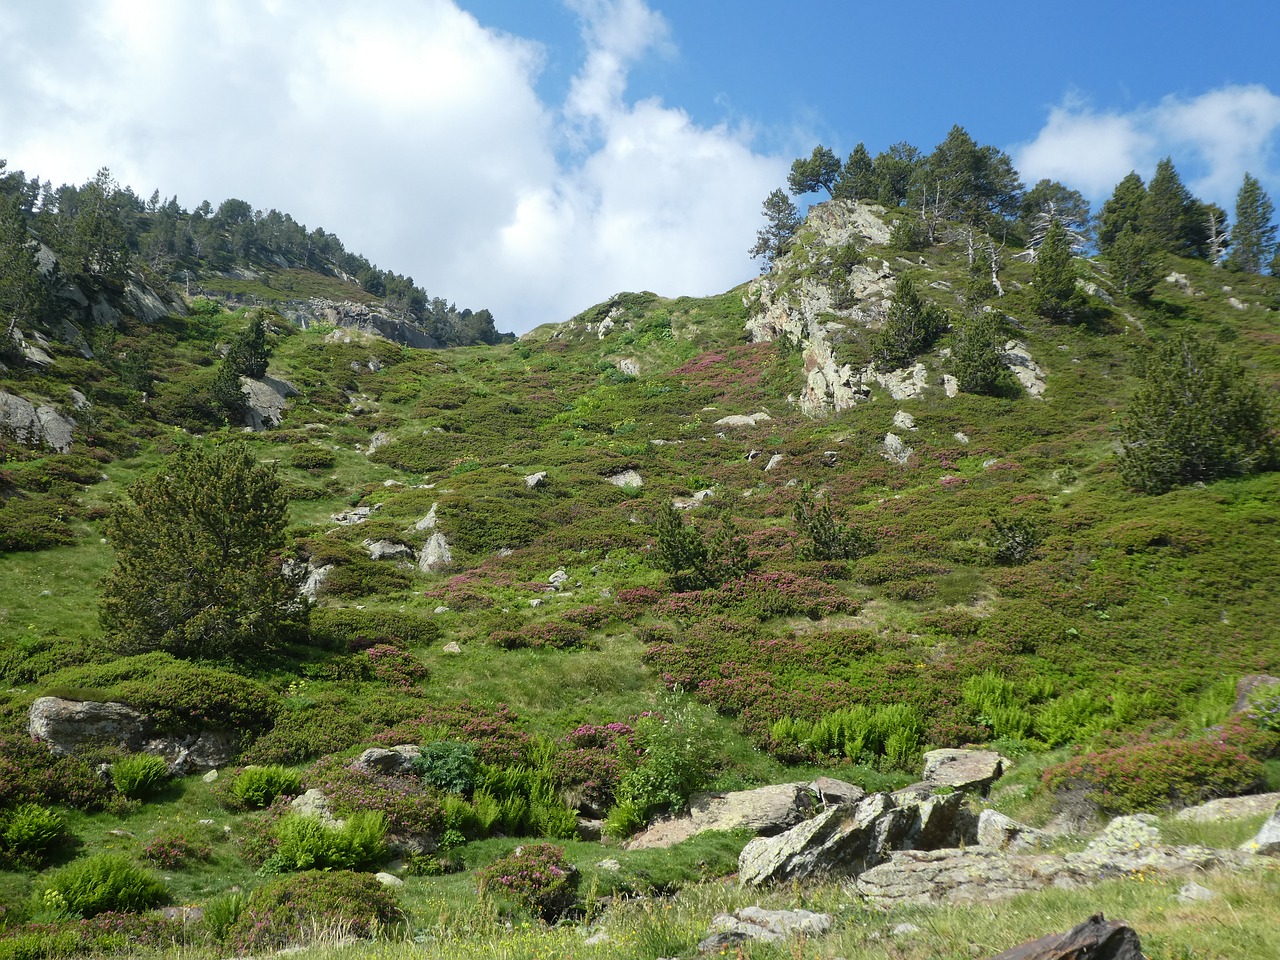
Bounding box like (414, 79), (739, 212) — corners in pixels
(1, 200), (1279, 958)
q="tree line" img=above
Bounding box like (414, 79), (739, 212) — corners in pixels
(0, 160), (507, 347)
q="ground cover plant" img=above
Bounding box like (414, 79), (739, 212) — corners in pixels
(1, 170), (1279, 960)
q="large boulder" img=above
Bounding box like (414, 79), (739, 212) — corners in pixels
(27, 696), (237, 774)
(239, 375), (298, 430)
(738, 790), (971, 886)
(0, 391), (75, 452)
(986, 914), (1143, 960)
(921, 748), (1006, 793)
(626, 782), (815, 850)
(1177, 792), (1280, 823)
(1232, 674), (1280, 712)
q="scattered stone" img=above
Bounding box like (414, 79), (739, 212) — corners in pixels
(583, 930), (610, 946)
(364, 539), (413, 561)
(525, 471), (548, 488)
(1165, 271), (1192, 292)
(1000, 341), (1046, 397)
(529, 598), (543, 607)
(673, 489), (715, 510)
(891, 923), (922, 937)
(441, 641), (461, 654)
(954, 431), (970, 443)
(433, 605), (450, 614)
(606, 469), (644, 488)
(986, 913), (1142, 960)
(893, 410), (917, 431)
(365, 431), (392, 454)
(419, 533), (452, 572)
(596, 858), (622, 872)
(202, 770), (219, 783)
(332, 506), (374, 525)
(1083, 814), (1161, 857)
(549, 569), (569, 586)
(942, 374), (960, 398)
(1243, 803), (1280, 855)
(576, 818), (603, 841)
(922, 749), (1005, 793)
(882, 432), (913, 465)
(764, 454), (784, 471)
(291, 788), (337, 823)
(375, 872), (405, 887)
(714, 412), (772, 428)
(1232, 674), (1280, 712)
(1227, 296), (1247, 310)
(697, 907), (832, 954)
(1176, 881), (1218, 904)
(239, 375), (298, 430)
(355, 747), (419, 776)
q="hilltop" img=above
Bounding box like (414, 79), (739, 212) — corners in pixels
(1, 139), (1280, 960)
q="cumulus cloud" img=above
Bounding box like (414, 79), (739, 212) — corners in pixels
(1014, 85), (1280, 208)
(0, 0), (788, 332)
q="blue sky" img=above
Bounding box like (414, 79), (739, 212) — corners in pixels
(2, 1), (1278, 332)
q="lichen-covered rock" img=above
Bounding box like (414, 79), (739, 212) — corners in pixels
(419, 533), (452, 572)
(1176, 792), (1280, 823)
(977, 809), (1047, 852)
(0, 391), (75, 452)
(1242, 804), (1280, 855)
(27, 696), (237, 774)
(697, 907), (832, 954)
(364, 539), (414, 561)
(738, 790), (970, 886)
(240, 375), (298, 430)
(626, 783), (815, 850)
(922, 748), (1006, 792)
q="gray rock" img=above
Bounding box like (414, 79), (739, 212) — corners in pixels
(627, 782), (816, 850)
(922, 748), (1005, 793)
(291, 788), (337, 823)
(1000, 340), (1046, 397)
(239, 375), (298, 430)
(0, 391), (75, 452)
(332, 506), (374, 525)
(881, 431), (913, 464)
(810, 776), (865, 807)
(202, 770), (219, 783)
(714, 412), (772, 429)
(124, 279), (178, 323)
(1176, 792), (1280, 823)
(977, 809), (1047, 852)
(891, 923), (922, 937)
(764, 453), (785, 471)
(1243, 804), (1280, 855)
(549, 569), (569, 586)
(892, 410), (917, 431)
(697, 907), (832, 954)
(413, 504), (439, 531)
(738, 790), (970, 886)
(1083, 814), (1161, 857)
(374, 872), (404, 887)
(524, 471), (547, 488)
(606, 469), (644, 488)
(419, 533), (452, 572)
(441, 641), (462, 654)
(1176, 881), (1218, 904)
(1232, 674), (1280, 712)
(27, 696), (237, 774)
(355, 747), (418, 776)
(364, 539), (414, 561)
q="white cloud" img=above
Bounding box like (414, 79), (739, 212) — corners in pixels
(1014, 85), (1280, 209)
(0, 0), (788, 333)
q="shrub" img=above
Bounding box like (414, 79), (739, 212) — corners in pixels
(412, 741), (479, 795)
(0, 913), (182, 957)
(290, 446), (337, 471)
(227, 871), (403, 952)
(110, 754), (169, 800)
(792, 487), (874, 561)
(141, 832), (212, 870)
(309, 608), (441, 650)
(0, 496), (77, 552)
(364, 644), (429, 688)
(239, 706), (368, 766)
(0, 803), (69, 869)
(614, 701), (719, 823)
(488, 621), (589, 651)
(1042, 737), (1263, 814)
(43, 854), (169, 917)
(988, 511), (1042, 565)
(114, 660), (281, 734)
(1035, 690), (1108, 747)
(202, 891), (245, 943)
(476, 843), (578, 922)
(272, 812), (387, 872)
(230, 765), (302, 810)
(0, 734), (111, 812)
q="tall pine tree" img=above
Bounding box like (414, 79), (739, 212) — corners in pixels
(1228, 172), (1277, 274)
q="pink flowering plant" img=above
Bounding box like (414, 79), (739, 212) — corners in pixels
(363, 644), (429, 689)
(142, 830), (213, 869)
(476, 843), (578, 922)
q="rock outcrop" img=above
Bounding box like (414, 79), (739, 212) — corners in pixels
(626, 783), (816, 850)
(283, 298), (441, 349)
(240, 375), (298, 430)
(0, 391), (75, 452)
(28, 696), (237, 774)
(697, 907), (832, 954)
(921, 748), (1006, 793)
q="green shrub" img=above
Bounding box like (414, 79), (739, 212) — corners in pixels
(476, 843), (578, 922)
(0, 496), (77, 552)
(43, 854), (169, 918)
(614, 701), (719, 822)
(272, 812), (387, 871)
(202, 891), (246, 943)
(309, 608), (441, 650)
(238, 705), (369, 765)
(0, 734), (112, 812)
(1042, 737), (1263, 814)
(290, 446), (337, 471)
(988, 511), (1042, 565)
(412, 741), (478, 795)
(230, 765), (302, 809)
(228, 871), (402, 952)
(110, 754), (169, 800)
(0, 803), (69, 869)
(141, 831), (212, 869)
(116, 662), (281, 734)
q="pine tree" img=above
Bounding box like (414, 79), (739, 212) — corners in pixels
(1097, 172), (1147, 252)
(99, 442), (305, 659)
(1142, 158), (1198, 255)
(1118, 333), (1276, 493)
(834, 143), (877, 201)
(951, 310), (1011, 396)
(787, 145), (841, 197)
(872, 275), (948, 368)
(1031, 219), (1083, 321)
(749, 189), (801, 271)
(1106, 224), (1160, 300)
(792, 487), (874, 561)
(1228, 172), (1277, 274)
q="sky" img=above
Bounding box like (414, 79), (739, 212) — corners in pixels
(2, 1), (1279, 334)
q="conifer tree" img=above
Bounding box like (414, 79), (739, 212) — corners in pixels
(1118, 333), (1276, 493)
(834, 143), (877, 201)
(99, 442), (305, 659)
(1106, 224), (1160, 300)
(1097, 172), (1147, 252)
(872, 275), (948, 368)
(950, 310), (1010, 396)
(1031, 219), (1083, 321)
(787, 145), (841, 197)
(749, 189), (801, 271)
(1142, 158), (1198, 255)
(1228, 172), (1277, 274)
